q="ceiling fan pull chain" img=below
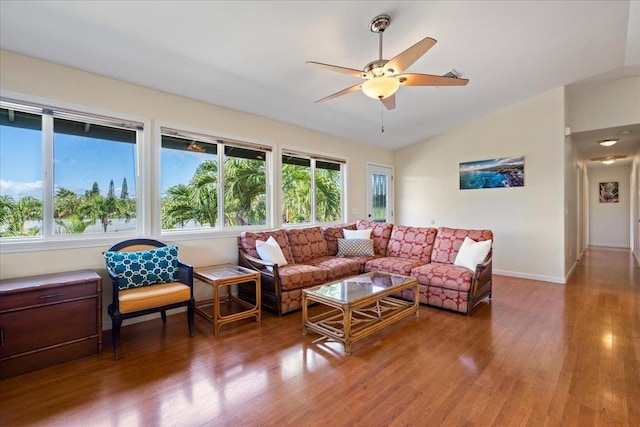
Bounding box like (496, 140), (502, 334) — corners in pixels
(381, 103), (384, 133)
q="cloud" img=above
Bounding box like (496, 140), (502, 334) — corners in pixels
(0, 179), (43, 198)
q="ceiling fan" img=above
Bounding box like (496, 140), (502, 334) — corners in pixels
(307, 14), (469, 110)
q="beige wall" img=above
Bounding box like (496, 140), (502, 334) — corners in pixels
(568, 77), (640, 132)
(564, 86), (579, 278)
(587, 164), (631, 248)
(395, 87), (567, 283)
(0, 50), (394, 326)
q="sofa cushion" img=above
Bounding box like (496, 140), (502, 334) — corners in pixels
(398, 284), (470, 313)
(430, 227), (493, 265)
(356, 219), (394, 256)
(286, 226), (329, 263)
(238, 229), (295, 264)
(337, 238), (375, 257)
(454, 237), (492, 271)
(410, 262), (475, 292)
(322, 223), (357, 256)
(277, 263), (327, 291)
(104, 245), (179, 290)
(307, 256), (362, 280)
(364, 257), (427, 276)
(385, 225), (437, 262)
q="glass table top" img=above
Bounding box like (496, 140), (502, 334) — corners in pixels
(305, 272), (414, 303)
(194, 264), (255, 279)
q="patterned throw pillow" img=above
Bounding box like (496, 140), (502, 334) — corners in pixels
(337, 238), (375, 257)
(104, 245), (180, 290)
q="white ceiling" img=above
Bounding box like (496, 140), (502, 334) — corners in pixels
(1, 1), (639, 160)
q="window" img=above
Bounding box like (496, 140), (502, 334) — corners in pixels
(0, 100), (141, 241)
(282, 151), (344, 225)
(0, 109), (43, 237)
(160, 128), (268, 232)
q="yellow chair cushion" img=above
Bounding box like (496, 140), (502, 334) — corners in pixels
(118, 282), (191, 314)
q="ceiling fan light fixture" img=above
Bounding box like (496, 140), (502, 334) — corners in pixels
(362, 76), (399, 100)
(602, 158), (615, 165)
(598, 139), (618, 147)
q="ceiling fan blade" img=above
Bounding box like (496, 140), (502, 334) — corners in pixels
(306, 61), (364, 78)
(384, 37), (437, 74)
(380, 94), (396, 110)
(315, 83), (362, 103)
(399, 73), (469, 86)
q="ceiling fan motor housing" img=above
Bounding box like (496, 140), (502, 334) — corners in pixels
(370, 14), (391, 33)
(363, 59), (392, 78)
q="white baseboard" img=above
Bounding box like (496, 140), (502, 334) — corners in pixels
(493, 268), (565, 284)
(589, 243), (630, 249)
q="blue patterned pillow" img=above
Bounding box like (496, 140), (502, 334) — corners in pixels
(104, 245), (179, 290)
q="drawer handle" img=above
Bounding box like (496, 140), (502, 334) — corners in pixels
(39, 293), (64, 299)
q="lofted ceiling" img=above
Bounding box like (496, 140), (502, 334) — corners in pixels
(1, 1), (639, 161)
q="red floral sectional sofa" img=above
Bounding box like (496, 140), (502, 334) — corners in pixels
(237, 219), (493, 315)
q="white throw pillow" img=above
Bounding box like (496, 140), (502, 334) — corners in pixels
(256, 236), (288, 270)
(454, 237), (492, 271)
(344, 229), (372, 239)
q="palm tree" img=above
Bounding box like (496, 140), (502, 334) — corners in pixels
(190, 160), (219, 227)
(282, 164), (311, 223)
(54, 187), (81, 219)
(162, 160), (218, 229)
(55, 215), (94, 234)
(224, 158), (266, 226)
(315, 168), (341, 222)
(162, 184), (197, 229)
(0, 196), (42, 236)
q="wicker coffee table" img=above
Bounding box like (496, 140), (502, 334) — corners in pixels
(302, 271), (419, 354)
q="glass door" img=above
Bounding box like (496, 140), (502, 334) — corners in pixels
(366, 163), (393, 223)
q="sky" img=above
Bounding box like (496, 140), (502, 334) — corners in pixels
(0, 124), (211, 200)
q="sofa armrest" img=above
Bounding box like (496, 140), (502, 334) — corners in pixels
(468, 256), (492, 312)
(238, 249), (278, 276)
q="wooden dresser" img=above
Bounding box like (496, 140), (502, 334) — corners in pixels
(0, 269), (102, 379)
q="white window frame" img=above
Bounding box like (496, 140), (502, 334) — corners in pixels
(157, 124), (273, 239)
(280, 148), (347, 227)
(0, 95), (149, 253)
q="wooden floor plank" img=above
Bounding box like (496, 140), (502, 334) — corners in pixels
(1, 246), (638, 426)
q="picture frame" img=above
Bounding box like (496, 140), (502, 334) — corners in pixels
(599, 182), (619, 203)
(459, 156), (524, 189)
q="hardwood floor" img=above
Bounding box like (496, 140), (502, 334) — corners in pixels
(1, 247), (638, 426)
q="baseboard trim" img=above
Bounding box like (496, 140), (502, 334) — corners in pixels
(589, 243), (630, 249)
(493, 269), (565, 284)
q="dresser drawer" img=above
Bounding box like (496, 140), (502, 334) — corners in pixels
(0, 270), (102, 378)
(0, 281), (97, 312)
(0, 299), (97, 358)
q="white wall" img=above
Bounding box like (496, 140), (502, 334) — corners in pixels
(395, 87), (567, 283)
(587, 164), (631, 248)
(564, 87), (579, 277)
(0, 50), (394, 327)
(568, 77), (640, 132)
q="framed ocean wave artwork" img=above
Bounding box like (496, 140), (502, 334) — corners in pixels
(459, 156), (524, 190)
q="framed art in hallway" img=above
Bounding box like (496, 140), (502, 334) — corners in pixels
(459, 156), (524, 189)
(599, 182), (619, 203)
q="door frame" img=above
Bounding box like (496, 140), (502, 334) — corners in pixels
(365, 162), (394, 223)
